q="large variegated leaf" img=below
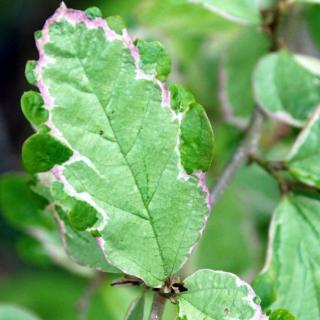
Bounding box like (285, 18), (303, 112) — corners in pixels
(188, 0), (263, 25)
(178, 269), (267, 319)
(22, 4), (214, 287)
(253, 195), (320, 319)
(254, 51), (320, 127)
(287, 107), (320, 187)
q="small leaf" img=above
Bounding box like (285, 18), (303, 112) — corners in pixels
(180, 103), (214, 173)
(254, 51), (320, 127)
(169, 84), (195, 113)
(269, 309), (296, 320)
(106, 16), (126, 35)
(125, 295), (145, 320)
(253, 195), (320, 319)
(0, 304), (40, 320)
(188, 0), (262, 25)
(178, 269), (267, 319)
(21, 91), (48, 127)
(22, 133), (73, 174)
(25, 4), (213, 287)
(84, 7), (103, 20)
(69, 201), (98, 231)
(25, 60), (37, 85)
(135, 39), (171, 81)
(287, 107), (320, 187)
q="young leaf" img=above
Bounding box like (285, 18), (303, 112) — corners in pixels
(269, 309), (296, 320)
(253, 195), (320, 319)
(21, 91), (49, 128)
(254, 51), (320, 127)
(124, 295), (145, 320)
(0, 304), (40, 320)
(188, 0), (262, 25)
(24, 4), (214, 287)
(287, 107), (320, 187)
(178, 269), (267, 319)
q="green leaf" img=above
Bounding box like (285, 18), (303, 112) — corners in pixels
(0, 174), (113, 275)
(25, 60), (37, 85)
(16, 236), (52, 266)
(253, 195), (320, 319)
(306, 5), (320, 49)
(178, 269), (266, 319)
(22, 133), (73, 174)
(180, 103), (214, 173)
(287, 107), (320, 187)
(269, 309), (296, 320)
(84, 7), (103, 20)
(0, 304), (40, 320)
(69, 201), (98, 231)
(25, 4), (213, 287)
(21, 91), (48, 127)
(254, 51), (320, 127)
(0, 174), (50, 228)
(188, 0), (262, 25)
(125, 295), (145, 320)
(106, 15), (126, 35)
(222, 28), (270, 122)
(135, 39), (171, 81)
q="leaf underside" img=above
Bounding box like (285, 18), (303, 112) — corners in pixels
(22, 4), (213, 287)
(188, 0), (262, 25)
(253, 195), (320, 319)
(254, 51), (320, 127)
(178, 269), (266, 320)
(287, 107), (320, 187)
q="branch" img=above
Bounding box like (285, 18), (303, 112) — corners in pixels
(250, 155), (320, 194)
(210, 107), (264, 208)
(249, 154), (289, 193)
(149, 292), (166, 320)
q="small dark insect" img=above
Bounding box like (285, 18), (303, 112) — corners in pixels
(224, 307), (229, 314)
(99, 130), (104, 136)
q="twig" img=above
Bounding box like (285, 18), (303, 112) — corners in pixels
(249, 154), (289, 193)
(249, 154), (320, 194)
(149, 292), (166, 320)
(76, 271), (105, 320)
(210, 107), (264, 208)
